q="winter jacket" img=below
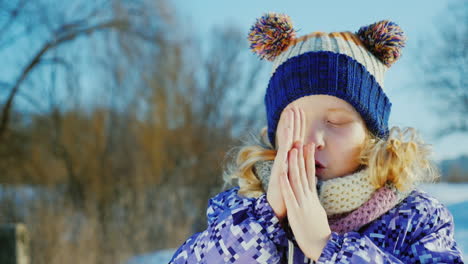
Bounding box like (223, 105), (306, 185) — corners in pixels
(169, 186), (464, 263)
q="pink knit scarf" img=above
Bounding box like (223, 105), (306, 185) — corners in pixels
(254, 160), (412, 235)
(327, 186), (397, 234)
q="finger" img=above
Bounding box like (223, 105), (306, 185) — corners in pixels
(300, 108), (306, 143)
(289, 148), (305, 205)
(277, 109), (292, 164)
(293, 107), (301, 143)
(278, 109), (291, 152)
(306, 142), (317, 192)
(298, 142), (309, 195)
(275, 111), (292, 179)
(280, 170), (299, 209)
(285, 109), (294, 154)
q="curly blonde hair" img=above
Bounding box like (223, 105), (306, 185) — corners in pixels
(222, 126), (440, 198)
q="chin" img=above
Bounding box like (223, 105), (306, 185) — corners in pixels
(319, 170), (354, 181)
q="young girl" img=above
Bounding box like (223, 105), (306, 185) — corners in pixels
(169, 13), (464, 263)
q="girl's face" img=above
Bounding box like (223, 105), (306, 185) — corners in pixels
(276, 95), (367, 181)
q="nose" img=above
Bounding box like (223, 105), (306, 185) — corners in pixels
(305, 126), (325, 151)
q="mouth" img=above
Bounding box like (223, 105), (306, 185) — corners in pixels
(315, 160), (326, 176)
(315, 160), (325, 169)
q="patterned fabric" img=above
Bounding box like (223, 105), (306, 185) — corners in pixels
(169, 186), (464, 264)
(328, 186), (396, 234)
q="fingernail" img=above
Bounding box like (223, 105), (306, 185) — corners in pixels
(293, 140), (301, 149)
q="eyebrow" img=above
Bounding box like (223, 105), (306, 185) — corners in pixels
(327, 108), (354, 114)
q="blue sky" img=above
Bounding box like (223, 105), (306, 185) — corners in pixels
(172, 0), (468, 161)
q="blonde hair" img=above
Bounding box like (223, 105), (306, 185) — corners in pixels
(222, 126), (440, 198)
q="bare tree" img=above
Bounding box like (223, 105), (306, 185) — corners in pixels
(416, 0), (468, 136)
(0, 0), (165, 142)
(0, 0), (267, 262)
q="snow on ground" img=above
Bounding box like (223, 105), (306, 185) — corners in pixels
(419, 183), (468, 206)
(2, 182), (467, 262)
(126, 248), (176, 264)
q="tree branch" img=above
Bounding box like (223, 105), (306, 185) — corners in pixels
(0, 18), (129, 142)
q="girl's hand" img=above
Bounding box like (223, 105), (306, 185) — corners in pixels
(280, 112), (331, 261)
(266, 107), (302, 222)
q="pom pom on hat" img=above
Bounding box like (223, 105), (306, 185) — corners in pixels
(248, 12), (296, 61)
(356, 20), (407, 67)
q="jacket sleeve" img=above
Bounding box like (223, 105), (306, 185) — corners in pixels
(169, 187), (288, 264)
(316, 196), (464, 264)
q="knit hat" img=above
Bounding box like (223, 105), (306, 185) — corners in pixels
(248, 13), (407, 149)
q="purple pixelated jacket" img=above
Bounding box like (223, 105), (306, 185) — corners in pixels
(169, 186), (464, 263)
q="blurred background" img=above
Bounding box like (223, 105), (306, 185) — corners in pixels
(0, 0), (466, 263)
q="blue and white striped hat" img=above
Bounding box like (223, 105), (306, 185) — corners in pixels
(248, 13), (407, 148)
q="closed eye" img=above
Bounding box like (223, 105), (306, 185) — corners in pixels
(326, 118), (355, 127)
(327, 120), (347, 125)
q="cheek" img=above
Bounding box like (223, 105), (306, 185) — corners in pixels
(329, 125), (366, 156)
